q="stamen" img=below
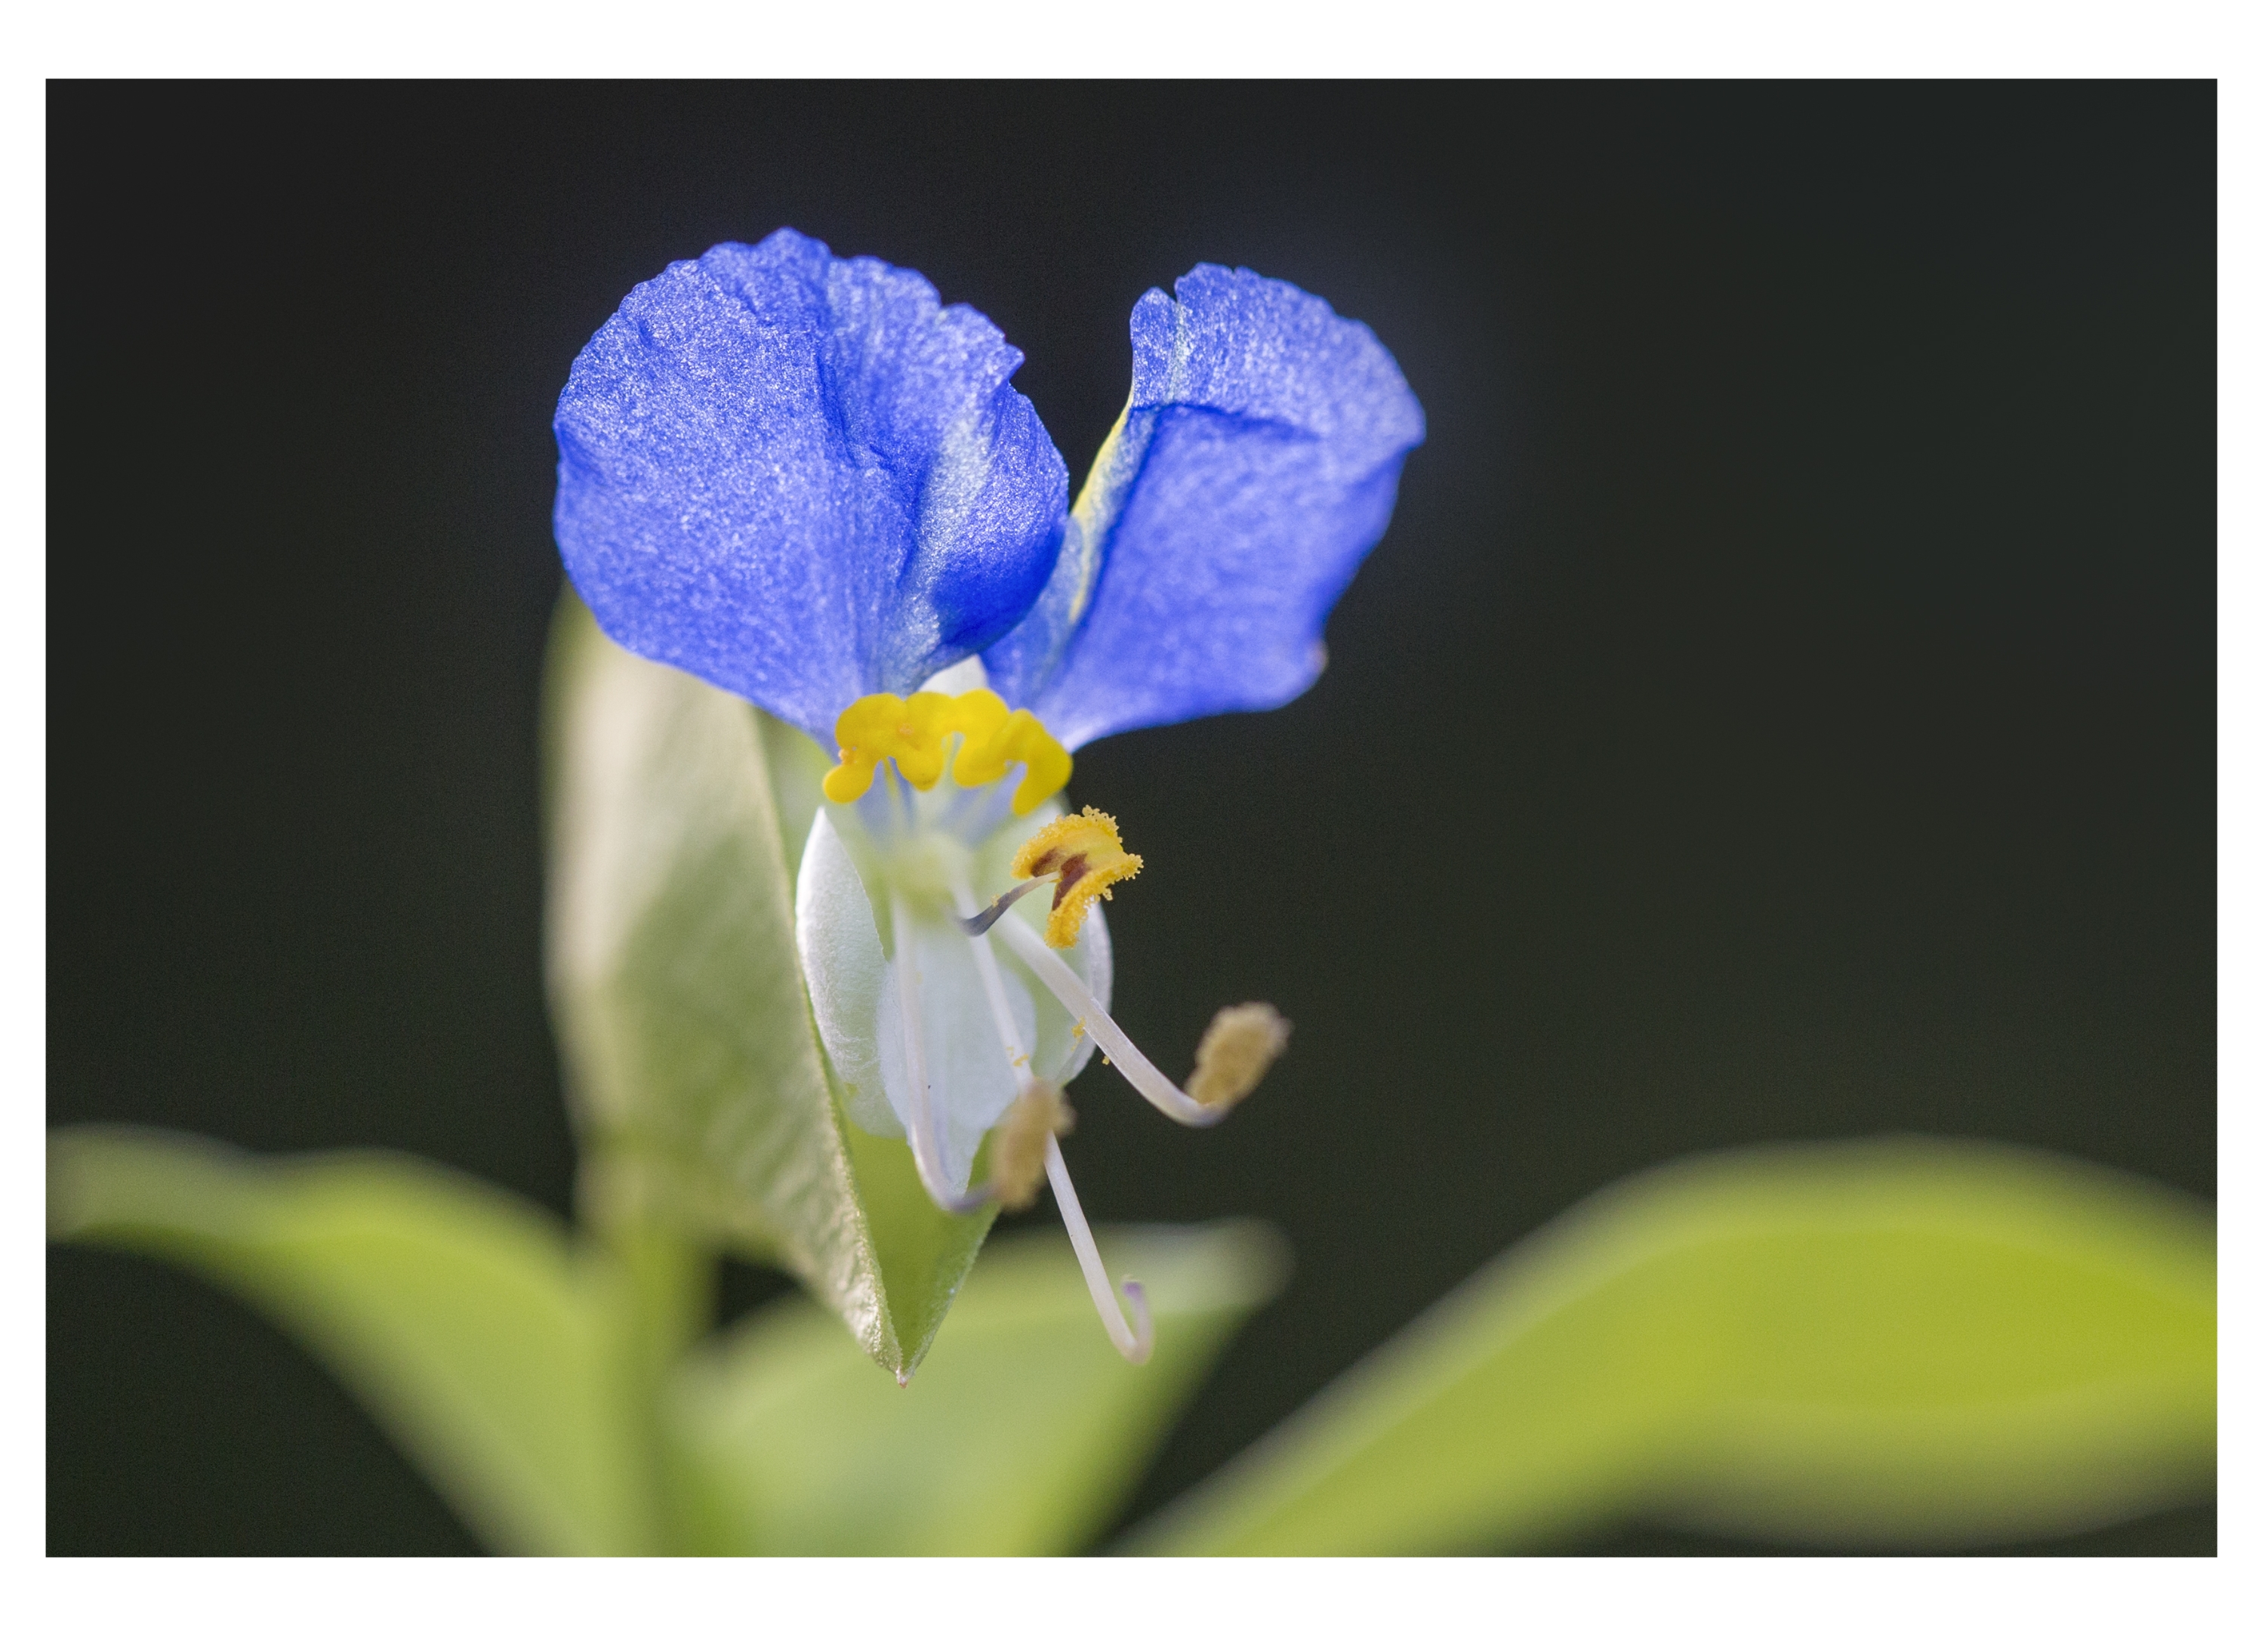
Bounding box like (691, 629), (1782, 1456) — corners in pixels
(1185, 1003), (1292, 1111)
(823, 689), (1071, 815)
(1046, 1134), (1153, 1364)
(997, 914), (1260, 1128)
(889, 894), (994, 1215)
(954, 708), (1073, 815)
(1011, 806), (1142, 948)
(957, 877), (1046, 936)
(948, 873), (1142, 1358)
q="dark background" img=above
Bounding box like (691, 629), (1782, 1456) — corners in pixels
(48, 82), (2215, 1554)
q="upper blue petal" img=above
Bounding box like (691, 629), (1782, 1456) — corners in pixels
(983, 264), (1425, 750)
(553, 229), (1068, 740)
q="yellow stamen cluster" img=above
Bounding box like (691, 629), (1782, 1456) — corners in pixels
(1184, 1002), (1291, 1111)
(1011, 807), (1144, 948)
(822, 687), (1072, 817)
(990, 1082), (1074, 1210)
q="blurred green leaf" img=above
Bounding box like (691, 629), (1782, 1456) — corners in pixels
(667, 1222), (1287, 1555)
(544, 590), (994, 1380)
(1134, 1138), (2214, 1555)
(47, 1126), (653, 1556)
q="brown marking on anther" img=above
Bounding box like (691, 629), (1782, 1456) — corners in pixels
(1051, 853), (1090, 910)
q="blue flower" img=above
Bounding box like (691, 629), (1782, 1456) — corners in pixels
(555, 228), (1422, 1358)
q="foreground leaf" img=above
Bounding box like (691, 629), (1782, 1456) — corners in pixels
(667, 1222), (1287, 1555)
(1134, 1138), (2214, 1555)
(48, 1127), (652, 1556)
(544, 589), (993, 1378)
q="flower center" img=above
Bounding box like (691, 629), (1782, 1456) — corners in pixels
(821, 687), (1072, 816)
(809, 689), (1289, 1366)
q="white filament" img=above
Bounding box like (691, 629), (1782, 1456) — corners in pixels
(954, 874), (1151, 1364)
(958, 877), (1046, 936)
(1046, 1135), (1153, 1364)
(996, 913), (1226, 1127)
(949, 876), (1038, 1088)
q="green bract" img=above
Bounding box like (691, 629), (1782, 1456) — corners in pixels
(544, 591), (995, 1378)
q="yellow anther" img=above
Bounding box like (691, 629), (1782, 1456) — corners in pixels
(821, 745), (884, 804)
(956, 707), (1072, 815)
(822, 687), (1071, 815)
(821, 692), (914, 802)
(1011, 806), (1143, 949)
(1184, 1002), (1291, 1111)
(989, 1081), (1075, 1210)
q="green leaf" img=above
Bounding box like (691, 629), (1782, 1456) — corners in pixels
(666, 1221), (1287, 1555)
(1133, 1139), (2215, 1555)
(47, 1126), (655, 1556)
(542, 589), (992, 1379)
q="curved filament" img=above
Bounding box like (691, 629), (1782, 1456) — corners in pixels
(995, 914), (1226, 1127)
(957, 877), (1046, 938)
(1046, 1135), (1153, 1364)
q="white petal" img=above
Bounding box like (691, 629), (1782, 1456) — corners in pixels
(880, 908), (1032, 1191)
(793, 808), (900, 1138)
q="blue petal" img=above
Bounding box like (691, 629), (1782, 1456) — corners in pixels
(984, 264), (1425, 750)
(553, 230), (1068, 741)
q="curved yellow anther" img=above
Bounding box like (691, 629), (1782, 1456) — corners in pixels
(1011, 806), (1143, 948)
(957, 708), (1072, 815)
(823, 687), (1073, 815)
(823, 694), (911, 802)
(821, 745), (883, 804)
